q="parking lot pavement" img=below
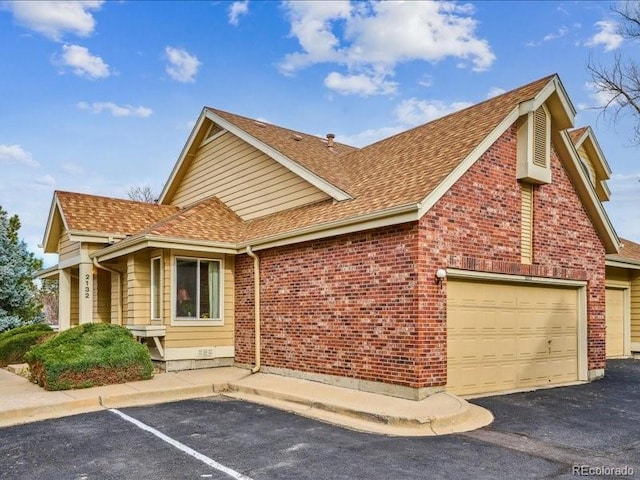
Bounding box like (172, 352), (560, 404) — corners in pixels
(472, 359), (640, 464)
(0, 359), (638, 479)
(0, 398), (564, 480)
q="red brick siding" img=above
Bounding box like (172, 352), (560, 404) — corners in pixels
(235, 122), (607, 389)
(234, 254), (255, 365)
(235, 224), (425, 388)
(420, 123), (606, 377)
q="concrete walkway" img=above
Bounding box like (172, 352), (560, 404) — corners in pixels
(0, 366), (492, 436)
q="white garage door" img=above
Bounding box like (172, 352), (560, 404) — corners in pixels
(605, 288), (625, 358)
(447, 280), (579, 396)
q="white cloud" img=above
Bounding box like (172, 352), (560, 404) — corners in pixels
(586, 20), (623, 51)
(336, 125), (404, 148)
(5, 1), (103, 41)
(61, 162), (84, 175)
(228, 1), (249, 26)
(77, 101), (153, 117)
(395, 98), (472, 126)
(526, 26), (569, 47)
(280, 1), (495, 95)
(55, 44), (110, 79)
(0, 144), (39, 167)
(487, 86), (506, 98)
(165, 46), (201, 83)
(324, 71), (397, 96)
(581, 81), (620, 110)
(35, 174), (56, 187)
(337, 93), (473, 147)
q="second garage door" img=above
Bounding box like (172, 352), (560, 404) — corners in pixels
(447, 280), (579, 396)
(605, 288), (625, 358)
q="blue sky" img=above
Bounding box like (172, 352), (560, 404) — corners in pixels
(0, 1), (638, 267)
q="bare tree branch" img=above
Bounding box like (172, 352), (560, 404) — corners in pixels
(126, 185), (157, 203)
(587, 2), (640, 145)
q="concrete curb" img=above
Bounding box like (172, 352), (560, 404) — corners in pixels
(226, 381), (493, 436)
(100, 384), (217, 409)
(0, 398), (104, 428)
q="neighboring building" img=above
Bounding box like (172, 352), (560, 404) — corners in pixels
(40, 74), (628, 399)
(605, 238), (640, 358)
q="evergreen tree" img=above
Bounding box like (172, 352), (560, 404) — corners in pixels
(0, 207), (43, 328)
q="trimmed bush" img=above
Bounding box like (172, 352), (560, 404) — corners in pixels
(25, 323), (153, 391)
(0, 323), (53, 367)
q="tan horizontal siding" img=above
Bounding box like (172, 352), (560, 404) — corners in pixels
(163, 254), (234, 350)
(631, 275), (640, 343)
(171, 131), (329, 219)
(59, 234), (80, 263)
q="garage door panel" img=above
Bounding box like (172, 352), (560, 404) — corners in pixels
(605, 288), (624, 358)
(449, 336), (517, 365)
(449, 363), (518, 396)
(447, 280), (579, 396)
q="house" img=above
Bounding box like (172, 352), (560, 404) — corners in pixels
(605, 237), (640, 357)
(40, 74), (630, 399)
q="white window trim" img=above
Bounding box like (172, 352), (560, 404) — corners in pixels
(171, 255), (224, 327)
(150, 256), (163, 321)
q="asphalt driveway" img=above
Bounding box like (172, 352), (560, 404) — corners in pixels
(0, 359), (638, 479)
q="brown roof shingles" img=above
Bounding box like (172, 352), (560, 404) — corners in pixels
(56, 191), (179, 235)
(609, 237), (640, 263)
(56, 75), (561, 249)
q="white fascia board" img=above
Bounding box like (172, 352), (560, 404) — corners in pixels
(67, 231), (126, 244)
(417, 106), (521, 219)
(606, 258), (640, 270)
(59, 256), (82, 269)
(519, 77), (575, 126)
(204, 110), (352, 202)
(33, 264), (60, 280)
(244, 203), (420, 251)
(560, 131), (621, 253)
(93, 235), (237, 262)
(158, 108), (208, 204)
(584, 127), (613, 178)
(42, 195), (67, 252)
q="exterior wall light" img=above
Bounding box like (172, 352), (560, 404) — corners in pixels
(435, 268), (447, 285)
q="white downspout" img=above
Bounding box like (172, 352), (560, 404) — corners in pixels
(246, 246), (261, 374)
(92, 258), (122, 326)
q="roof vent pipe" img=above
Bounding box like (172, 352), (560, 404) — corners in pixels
(326, 133), (335, 148)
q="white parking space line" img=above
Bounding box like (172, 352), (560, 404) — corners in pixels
(109, 408), (254, 480)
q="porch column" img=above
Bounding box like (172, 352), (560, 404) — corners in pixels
(58, 268), (71, 331)
(78, 262), (94, 324)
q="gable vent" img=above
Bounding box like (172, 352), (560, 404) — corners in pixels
(516, 103), (551, 184)
(532, 106), (548, 168)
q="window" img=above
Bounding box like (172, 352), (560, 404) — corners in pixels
(151, 257), (162, 320)
(175, 258), (221, 321)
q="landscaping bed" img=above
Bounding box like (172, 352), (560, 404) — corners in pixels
(25, 323), (153, 391)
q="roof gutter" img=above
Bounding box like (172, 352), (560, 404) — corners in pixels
(245, 246), (261, 374)
(241, 202), (421, 252)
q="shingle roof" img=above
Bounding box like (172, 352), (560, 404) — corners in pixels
(569, 127), (588, 145)
(209, 108), (358, 195)
(140, 196), (244, 243)
(608, 237), (640, 263)
(56, 191), (178, 235)
(54, 75), (566, 250)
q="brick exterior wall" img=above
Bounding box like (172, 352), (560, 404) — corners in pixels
(235, 224), (424, 388)
(235, 122), (607, 389)
(420, 123), (606, 374)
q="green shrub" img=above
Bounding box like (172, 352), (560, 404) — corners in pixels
(25, 323), (153, 391)
(0, 324), (53, 367)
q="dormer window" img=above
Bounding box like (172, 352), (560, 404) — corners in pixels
(517, 104), (552, 184)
